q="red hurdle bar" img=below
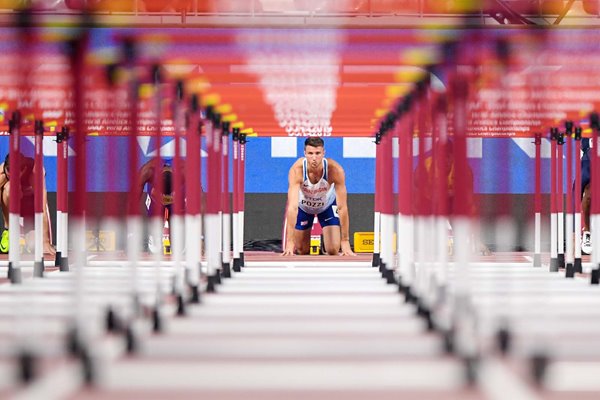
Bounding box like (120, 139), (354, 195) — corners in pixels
(205, 106), (222, 292)
(432, 94), (450, 292)
(7, 112), (22, 283)
(150, 64), (165, 331)
(533, 132), (542, 268)
(590, 113), (600, 283)
(221, 122), (232, 278)
(238, 132), (247, 268)
(550, 127), (559, 272)
(172, 81), (186, 315)
(557, 131), (565, 270)
(565, 123), (575, 277)
(397, 99), (415, 300)
(124, 40), (143, 327)
(232, 127), (241, 272)
(33, 120), (44, 277)
(373, 130), (382, 271)
(379, 118), (395, 284)
(574, 127), (583, 273)
(55, 126), (69, 271)
(185, 93), (202, 303)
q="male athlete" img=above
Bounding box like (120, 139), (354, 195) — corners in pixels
(0, 153), (55, 255)
(137, 158), (177, 254)
(282, 137), (355, 256)
(581, 137), (592, 255)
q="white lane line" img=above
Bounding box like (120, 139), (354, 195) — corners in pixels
(480, 359), (541, 400)
(103, 360), (464, 391)
(546, 361), (600, 391)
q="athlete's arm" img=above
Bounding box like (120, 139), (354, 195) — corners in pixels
(282, 161), (302, 256)
(0, 163), (8, 229)
(330, 160), (355, 256)
(136, 160), (154, 200)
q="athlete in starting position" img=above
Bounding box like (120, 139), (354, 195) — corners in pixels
(0, 153), (55, 255)
(581, 137), (592, 255)
(282, 137), (355, 256)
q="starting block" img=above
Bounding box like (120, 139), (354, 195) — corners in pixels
(310, 235), (321, 255)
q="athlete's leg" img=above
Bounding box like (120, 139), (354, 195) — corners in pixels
(294, 208), (314, 255)
(294, 228), (312, 255)
(318, 202), (341, 255)
(582, 183), (592, 255)
(321, 226), (341, 255)
(583, 183), (591, 232)
(0, 181), (9, 228)
(0, 183), (7, 253)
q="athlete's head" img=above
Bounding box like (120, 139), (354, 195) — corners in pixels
(304, 137), (325, 169)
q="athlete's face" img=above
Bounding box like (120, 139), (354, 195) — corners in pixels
(304, 145), (324, 169)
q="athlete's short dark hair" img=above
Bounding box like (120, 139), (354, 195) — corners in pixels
(304, 137), (324, 149)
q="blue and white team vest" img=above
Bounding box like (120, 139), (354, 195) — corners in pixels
(298, 158), (336, 215)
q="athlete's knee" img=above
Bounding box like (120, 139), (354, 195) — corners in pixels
(1, 182), (9, 200)
(324, 242), (340, 256)
(296, 246), (310, 255)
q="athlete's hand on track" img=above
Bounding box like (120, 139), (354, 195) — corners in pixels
(340, 240), (355, 256)
(281, 242), (295, 256)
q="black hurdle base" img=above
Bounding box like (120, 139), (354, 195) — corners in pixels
(239, 252), (245, 268)
(60, 255), (69, 272)
(404, 286), (417, 304)
(33, 259), (44, 278)
(443, 329), (455, 354)
(533, 253), (541, 268)
(222, 262), (231, 278)
(384, 266), (396, 284)
(67, 325), (97, 384)
(8, 263), (22, 284)
(565, 263), (575, 278)
(530, 352), (549, 387)
(463, 356), (479, 386)
(66, 325), (82, 357)
(125, 323), (138, 354)
(105, 306), (123, 333)
(416, 301), (434, 331)
(397, 276), (406, 294)
(591, 268), (600, 285)
(574, 258), (583, 274)
(18, 349), (37, 384)
(189, 284), (200, 304)
(206, 274), (218, 293)
(233, 257), (241, 272)
(215, 269), (222, 284)
(79, 346), (95, 385)
(379, 261), (386, 278)
(152, 306), (163, 333)
(549, 257), (559, 272)
(557, 253), (565, 269)
(55, 250), (62, 267)
(372, 252), (380, 268)
(496, 326), (512, 355)
(176, 293), (186, 316)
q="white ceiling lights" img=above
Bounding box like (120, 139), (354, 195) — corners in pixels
(239, 28), (344, 136)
